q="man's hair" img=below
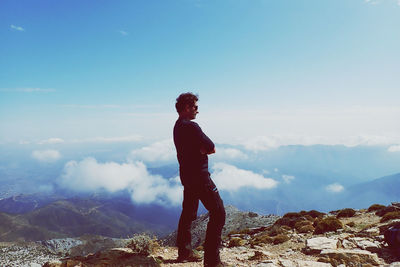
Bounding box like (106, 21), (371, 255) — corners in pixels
(175, 92), (199, 113)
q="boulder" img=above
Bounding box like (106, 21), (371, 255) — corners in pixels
(255, 261), (280, 267)
(43, 248), (160, 267)
(319, 249), (381, 266)
(279, 259), (332, 267)
(304, 237), (339, 254)
(348, 237), (381, 253)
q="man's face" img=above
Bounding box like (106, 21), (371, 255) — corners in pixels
(187, 101), (199, 120)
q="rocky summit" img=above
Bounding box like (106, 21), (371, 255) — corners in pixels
(2, 204), (400, 266)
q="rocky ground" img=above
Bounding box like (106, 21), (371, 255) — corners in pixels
(2, 204), (400, 267)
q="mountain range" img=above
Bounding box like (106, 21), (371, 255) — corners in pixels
(0, 196), (179, 242)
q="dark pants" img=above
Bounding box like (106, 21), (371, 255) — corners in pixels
(177, 177), (226, 266)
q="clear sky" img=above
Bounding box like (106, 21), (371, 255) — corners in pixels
(1, 0), (400, 146)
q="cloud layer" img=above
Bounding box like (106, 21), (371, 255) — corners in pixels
(388, 145), (400, 152)
(211, 162), (278, 191)
(38, 138), (65, 145)
(129, 139), (175, 163)
(32, 150), (61, 162)
(325, 183), (344, 193)
(59, 158), (182, 205)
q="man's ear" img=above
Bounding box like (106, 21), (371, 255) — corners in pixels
(184, 104), (190, 112)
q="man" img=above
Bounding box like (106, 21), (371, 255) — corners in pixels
(173, 92), (226, 267)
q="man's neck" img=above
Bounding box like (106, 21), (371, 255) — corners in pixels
(179, 114), (193, 121)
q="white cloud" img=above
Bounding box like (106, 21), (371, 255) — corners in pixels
(119, 30), (129, 36)
(242, 136), (280, 151)
(59, 158), (182, 205)
(129, 139), (175, 163)
(214, 147), (248, 160)
(282, 174), (295, 184)
(388, 145), (400, 152)
(38, 138), (65, 145)
(72, 135), (142, 143)
(211, 163), (278, 191)
(32, 150), (61, 163)
(201, 106), (400, 148)
(10, 24), (25, 31)
(326, 183), (344, 193)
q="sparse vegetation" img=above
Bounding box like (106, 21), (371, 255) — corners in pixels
(298, 224), (315, 233)
(126, 234), (159, 256)
(228, 228), (252, 236)
(250, 233), (273, 246)
(336, 208), (356, 218)
(275, 212), (312, 228)
(248, 212), (258, 218)
(380, 211), (400, 223)
(295, 220), (313, 231)
(248, 250), (266, 261)
(250, 232), (289, 246)
(367, 204), (386, 212)
(273, 234), (290, 244)
(376, 206), (398, 217)
(314, 217), (343, 234)
(228, 237), (246, 247)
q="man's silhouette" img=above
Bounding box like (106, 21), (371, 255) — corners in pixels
(173, 92), (226, 267)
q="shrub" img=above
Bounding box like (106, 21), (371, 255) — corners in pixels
(248, 212), (258, 218)
(268, 225), (290, 236)
(248, 251), (265, 261)
(295, 220), (313, 231)
(367, 204), (386, 212)
(314, 217), (343, 234)
(376, 206), (399, 217)
(126, 234), (159, 256)
(275, 212), (313, 229)
(298, 225), (315, 233)
(228, 237), (246, 247)
(273, 234), (290, 244)
(380, 211), (400, 223)
(336, 208), (356, 218)
(303, 210), (325, 218)
(250, 233), (289, 246)
(250, 234), (273, 246)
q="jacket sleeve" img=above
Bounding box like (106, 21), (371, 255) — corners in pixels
(191, 122), (215, 153)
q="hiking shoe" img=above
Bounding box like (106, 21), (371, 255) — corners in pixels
(204, 261), (233, 267)
(177, 250), (202, 262)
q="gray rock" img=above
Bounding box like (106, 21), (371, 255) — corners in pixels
(43, 247), (160, 267)
(255, 261), (279, 267)
(348, 237), (381, 253)
(163, 205), (279, 247)
(279, 260), (332, 267)
(387, 262), (400, 267)
(305, 237), (340, 254)
(320, 248), (381, 266)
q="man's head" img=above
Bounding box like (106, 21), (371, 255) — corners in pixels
(175, 92), (199, 120)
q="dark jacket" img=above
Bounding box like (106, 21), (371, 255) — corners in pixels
(173, 118), (215, 187)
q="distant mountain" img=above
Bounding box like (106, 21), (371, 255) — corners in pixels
(342, 172), (400, 209)
(0, 197), (178, 242)
(0, 193), (63, 214)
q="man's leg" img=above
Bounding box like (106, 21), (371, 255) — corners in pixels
(176, 187), (199, 259)
(200, 178), (226, 266)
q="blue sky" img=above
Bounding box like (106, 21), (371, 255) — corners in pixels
(1, 0), (400, 146)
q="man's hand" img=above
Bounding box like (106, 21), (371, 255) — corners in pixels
(200, 147), (216, 155)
